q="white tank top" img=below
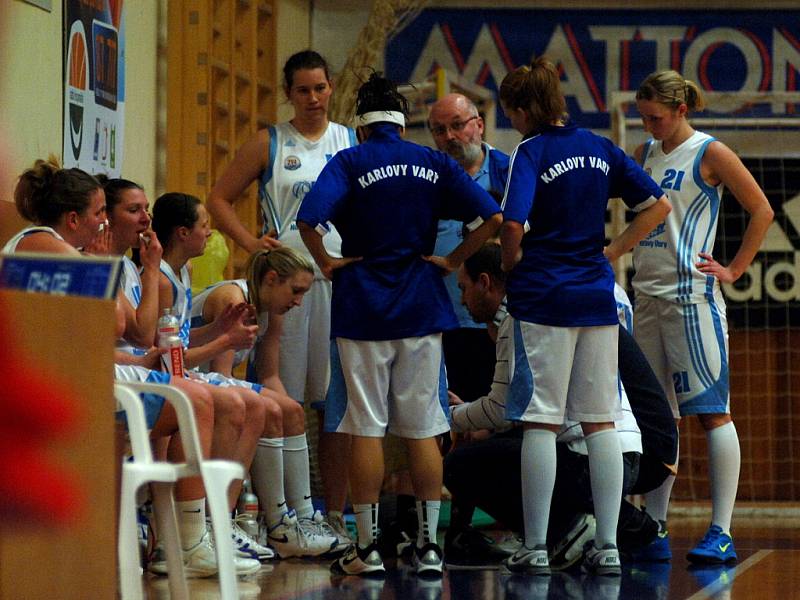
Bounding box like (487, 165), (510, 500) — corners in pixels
(632, 130), (723, 304)
(117, 255), (148, 356)
(2, 226), (63, 253)
(159, 259), (192, 348)
(190, 278), (251, 369)
(258, 121), (357, 259)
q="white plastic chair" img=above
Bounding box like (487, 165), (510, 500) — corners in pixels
(116, 381), (246, 600)
(115, 383), (188, 600)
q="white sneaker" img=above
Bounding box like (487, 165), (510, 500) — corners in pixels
(504, 544), (551, 576)
(148, 530), (261, 577)
(232, 516), (275, 561)
(582, 542), (621, 576)
(268, 510), (337, 558)
(298, 510), (345, 556)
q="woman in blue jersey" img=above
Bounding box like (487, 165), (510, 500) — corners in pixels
(207, 51), (358, 533)
(152, 193), (342, 559)
(498, 57), (671, 576)
(298, 73), (502, 577)
(632, 70), (773, 564)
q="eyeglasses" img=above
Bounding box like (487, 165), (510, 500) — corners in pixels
(429, 115), (479, 137)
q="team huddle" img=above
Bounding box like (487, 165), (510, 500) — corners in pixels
(3, 50), (772, 581)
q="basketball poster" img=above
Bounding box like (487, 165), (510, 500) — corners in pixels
(63, 0), (125, 177)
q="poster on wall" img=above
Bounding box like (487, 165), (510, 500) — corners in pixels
(63, 0), (125, 177)
(386, 9), (800, 134)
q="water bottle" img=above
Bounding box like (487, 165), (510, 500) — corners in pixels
(237, 481), (260, 538)
(157, 308), (184, 377)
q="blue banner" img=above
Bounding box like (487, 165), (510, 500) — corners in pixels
(386, 9), (800, 130)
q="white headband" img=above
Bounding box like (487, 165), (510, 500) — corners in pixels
(357, 110), (405, 128)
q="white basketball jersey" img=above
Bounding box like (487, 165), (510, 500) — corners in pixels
(258, 121), (357, 258)
(632, 131), (724, 304)
(190, 278), (251, 369)
(117, 255), (148, 356)
(2, 226), (63, 253)
(160, 260), (192, 348)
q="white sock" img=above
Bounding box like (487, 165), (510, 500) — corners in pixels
(707, 421), (740, 533)
(283, 433), (314, 520)
(176, 498), (206, 550)
(251, 437), (287, 526)
(353, 503), (379, 548)
(521, 428), (557, 549)
(585, 428), (623, 548)
(416, 500), (441, 547)
(645, 438), (678, 525)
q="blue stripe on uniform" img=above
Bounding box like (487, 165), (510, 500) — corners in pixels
(676, 193), (708, 299)
(438, 353), (450, 423)
(505, 319), (534, 422)
(323, 340), (348, 433)
(259, 125), (281, 235)
(688, 304), (715, 389)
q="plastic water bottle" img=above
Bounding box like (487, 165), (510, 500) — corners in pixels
(157, 308), (184, 377)
(237, 481), (260, 538)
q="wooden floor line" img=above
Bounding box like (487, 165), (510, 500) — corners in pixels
(683, 549), (773, 600)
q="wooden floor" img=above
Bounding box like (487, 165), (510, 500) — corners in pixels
(143, 514), (800, 599)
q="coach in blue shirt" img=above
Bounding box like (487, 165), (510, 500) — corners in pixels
(428, 93), (509, 408)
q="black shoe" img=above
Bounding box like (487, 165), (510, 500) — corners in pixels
(378, 521), (415, 559)
(413, 542), (444, 577)
(445, 526), (507, 558)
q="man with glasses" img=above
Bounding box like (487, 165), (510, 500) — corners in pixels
(428, 94), (509, 197)
(427, 93), (510, 406)
(427, 94), (510, 563)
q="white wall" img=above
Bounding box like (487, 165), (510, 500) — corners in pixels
(0, 1), (64, 192)
(276, 0), (313, 122)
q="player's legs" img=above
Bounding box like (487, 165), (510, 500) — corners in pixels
(386, 335), (449, 556)
(151, 378), (214, 507)
(676, 293), (738, 563)
(634, 294), (679, 535)
(569, 325), (623, 575)
(155, 378), (216, 552)
(506, 319), (574, 574)
(303, 279), (352, 518)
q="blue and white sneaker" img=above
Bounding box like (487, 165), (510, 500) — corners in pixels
(232, 517), (275, 561)
(687, 525), (737, 564)
(629, 526), (672, 562)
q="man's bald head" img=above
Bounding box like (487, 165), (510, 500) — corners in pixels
(428, 93), (485, 174)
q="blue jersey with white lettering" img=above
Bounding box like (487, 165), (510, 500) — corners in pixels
(502, 123), (662, 326)
(297, 124), (501, 341)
